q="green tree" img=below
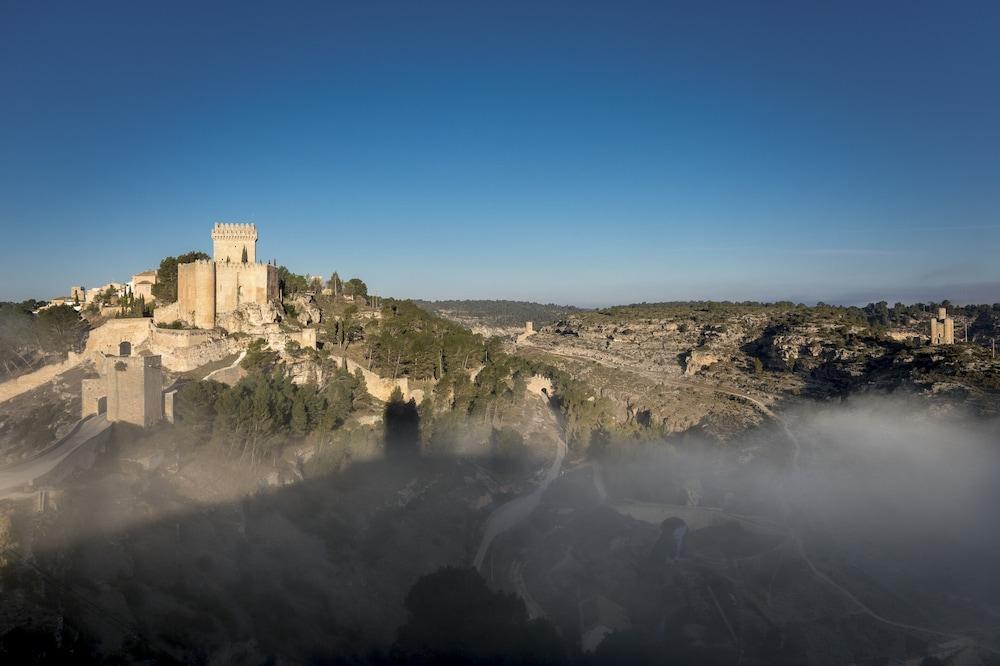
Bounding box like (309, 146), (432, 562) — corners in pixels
(393, 566), (566, 665)
(327, 271), (342, 296)
(152, 251), (209, 303)
(174, 380), (226, 442)
(345, 277), (368, 301)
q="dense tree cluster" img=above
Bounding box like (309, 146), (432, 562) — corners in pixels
(0, 302), (86, 377)
(174, 341), (365, 466)
(152, 251), (210, 303)
(361, 300), (487, 380)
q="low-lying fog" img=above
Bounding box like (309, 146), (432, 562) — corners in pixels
(7, 395), (999, 662)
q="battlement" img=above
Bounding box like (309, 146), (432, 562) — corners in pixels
(211, 222), (258, 237)
(213, 259), (275, 270)
(212, 222), (258, 263)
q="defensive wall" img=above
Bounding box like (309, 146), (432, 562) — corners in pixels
(339, 357), (421, 403)
(0, 352), (86, 404)
(177, 260), (216, 329)
(84, 318), (154, 355)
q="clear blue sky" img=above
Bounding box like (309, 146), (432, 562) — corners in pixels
(1, 1), (998, 306)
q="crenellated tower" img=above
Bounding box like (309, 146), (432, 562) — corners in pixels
(211, 222), (258, 263)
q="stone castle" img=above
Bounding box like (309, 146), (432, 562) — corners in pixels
(174, 223), (280, 329)
(930, 307), (955, 345)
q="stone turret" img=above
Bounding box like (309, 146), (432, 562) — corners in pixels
(930, 307), (955, 345)
(211, 222), (258, 264)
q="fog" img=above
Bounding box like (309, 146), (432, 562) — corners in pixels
(598, 396), (1000, 634)
(5, 395), (1000, 662)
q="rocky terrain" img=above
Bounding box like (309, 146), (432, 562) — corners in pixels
(516, 303), (1000, 440)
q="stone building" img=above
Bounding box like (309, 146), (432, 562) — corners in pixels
(130, 270), (158, 301)
(82, 342), (165, 427)
(174, 223), (280, 329)
(930, 307), (955, 345)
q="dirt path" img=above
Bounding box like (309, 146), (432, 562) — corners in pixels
(473, 415), (567, 570)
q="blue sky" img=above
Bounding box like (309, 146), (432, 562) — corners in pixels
(1, 1), (998, 306)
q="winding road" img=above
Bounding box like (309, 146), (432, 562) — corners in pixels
(0, 415), (110, 498)
(473, 412), (567, 570)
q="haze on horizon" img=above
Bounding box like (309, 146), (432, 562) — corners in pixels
(1, 1), (998, 307)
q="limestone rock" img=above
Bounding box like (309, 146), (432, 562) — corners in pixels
(216, 302), (284, 333)
(287, 293), (322, 326)
(683, 349), (720, 376)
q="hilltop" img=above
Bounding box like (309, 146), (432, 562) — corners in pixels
(413, 299), (582, 334)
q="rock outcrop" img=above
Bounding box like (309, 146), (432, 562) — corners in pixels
(216, 302), (284, 334)
(287, 294), (322, 327)
(683, 349), (720, 376)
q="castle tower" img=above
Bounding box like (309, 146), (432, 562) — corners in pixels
(81, 347), (164, 427)
(211, 223), (258, 264)
(930, 307), (955, 345)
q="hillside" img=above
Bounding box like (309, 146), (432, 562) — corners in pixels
(413, 299), (582, 332)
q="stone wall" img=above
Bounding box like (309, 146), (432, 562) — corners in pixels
(215, 261), (279, 316)
(177, 260), (216, 329)
(0, 352), (85, 404)
(340, 357), (415, 402)
(149, 328), (246, 372)
(152, 301), (180, 325)
(103, 355), (163, 427)
(84, 319), (153, 356)
(149, 327), (217, 349)
(81, 377), (106, 418)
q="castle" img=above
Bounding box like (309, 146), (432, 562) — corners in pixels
(930, 307), (955, 345)
(174, 223), (280, 329)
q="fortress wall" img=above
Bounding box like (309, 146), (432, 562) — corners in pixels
(81, 378), (105, 418)
(84, 319), (153, 355)
(149, 327), (217, 349)
(178, 260), (216, 329)
(340, 357), (414, 402)
(153, 336), (245, 372)
(0, 351), (86, 404)
(214, 262), (278, 315)
(152, 301), (180, 325)
(104, 355), (162, 427)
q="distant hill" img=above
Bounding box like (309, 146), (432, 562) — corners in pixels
(413, 299), (583, 328)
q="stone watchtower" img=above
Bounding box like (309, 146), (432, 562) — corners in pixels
(211, 223), (258, 264)
(930, 307), (955, 346)
(82, 342), (165, 427)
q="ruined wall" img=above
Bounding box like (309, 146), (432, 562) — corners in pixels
(340, 357), (414, 402)
(300, 328), (317, 349)
(149, 327), (217, 349)
(152, 301), (180, 325)
(177, 260), (216, 329)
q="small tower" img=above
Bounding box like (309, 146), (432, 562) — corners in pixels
(930, 307), (955, 345)
(211, 223), (258, 264)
